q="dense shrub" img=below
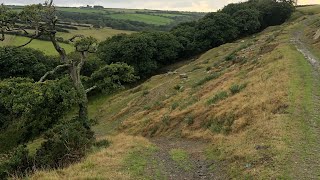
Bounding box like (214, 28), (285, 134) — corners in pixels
(229, 84), (247, 95)
(0, 77), (77, 152)
(89, 62), (138, 93)
(35, 118), (94, 168)
(0, 47), (58, 80)
(170, 21), (198, 56)
(98, 32), (182, 77)
(232, 9), (261, 35)
(0, 145), (31, 179)
(195, 13), (239, 51)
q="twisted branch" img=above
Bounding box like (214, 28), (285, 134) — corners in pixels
(38, 63), (70, 82)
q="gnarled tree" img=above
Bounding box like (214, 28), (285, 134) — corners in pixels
(0, 1), (137, 130)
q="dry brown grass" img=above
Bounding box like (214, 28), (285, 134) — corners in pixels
(24, 15), (312, 179)
(27, 134), (151, 180)
(80, 25), (293, 178)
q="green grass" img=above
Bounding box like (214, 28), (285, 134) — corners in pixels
(108, 13), (173, 25)
(152, 13), (187, 17)
(297, 5), (320, 15)
(0, 35), (74, 55)
(57, 27), (134, 42)
(124, 146), (158, 177)
(207, 91), (229, 105)
(193, 73), (221, 87)
(285, 31), (320, 178)
(169, 149), (193, 171)
(57, 7), (106, 14)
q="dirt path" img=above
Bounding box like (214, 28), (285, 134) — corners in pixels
(291, 21), (320, 179)
(146, 138), (223, 180)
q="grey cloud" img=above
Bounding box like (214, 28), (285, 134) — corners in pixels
(1, 0), (245, 12)
(2, 0), (318, 12)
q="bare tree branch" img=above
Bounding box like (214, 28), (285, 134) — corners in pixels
(13, 32), (42, 49)
(69, 34), (84, 42)
(0, 30), (4, 41)
(50, 34), (68, 62)
(85, 86), (97, 93)
(38, 63), (70, 82)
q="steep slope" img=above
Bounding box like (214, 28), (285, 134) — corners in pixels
(27, 6), (320, 179)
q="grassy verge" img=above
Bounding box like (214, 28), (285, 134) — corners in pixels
(169, 149), (193, 171)
(284, 23), (320, 178)
(123, 145), (158, 178)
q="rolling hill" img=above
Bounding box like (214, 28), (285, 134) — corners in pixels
(25, 5), (320, 179)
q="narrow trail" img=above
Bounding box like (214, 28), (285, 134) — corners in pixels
(146, 138), (223, 180)
(291, 20), (320, 179)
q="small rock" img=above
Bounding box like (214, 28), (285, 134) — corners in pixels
(179, 73), (188, 79)
(245, 163), (252, 168)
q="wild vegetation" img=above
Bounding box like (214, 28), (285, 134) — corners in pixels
(0, 0), (308, 179)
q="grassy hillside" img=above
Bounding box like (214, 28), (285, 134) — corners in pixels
(107, 14), (173, 25)
(57, 27), (134, 42)
(25, 6), (320, 179)
(57, 7), (202, 26)
(0, 35), (74, 56)
(0, 27), (133, 55)
(0, 5), (312, 179)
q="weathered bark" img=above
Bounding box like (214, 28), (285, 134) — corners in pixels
(49, 33), (90, 129)
(38, 64), (70, 82)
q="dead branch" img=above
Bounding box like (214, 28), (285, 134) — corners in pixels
(0, 30), (4, 41)
(13, 32), (42, 49)
(38, 63), (70, 82)
(69, 34), (84, 42)
(85, 86), (97, 93)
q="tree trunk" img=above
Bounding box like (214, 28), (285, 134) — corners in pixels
(69, 61), (90, 129)
(49, 34), (90, 129)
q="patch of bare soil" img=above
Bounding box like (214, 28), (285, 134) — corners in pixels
(146, 138), (226, 180)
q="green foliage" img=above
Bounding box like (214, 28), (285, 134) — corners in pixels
(74, 36), (98, 52)
(229, 84), (247, 95)
(0, 77), (77, 151)
(0, 47), (58, 80)
(205, 114), (236, 134)
(207, 91), (229, 105)
(81, 55), (107, 77)
(89, 62), (138, 93)
(0, 4), (17, 30)
(221, 0), (294, 28)
(184, 115), (194, 126)
(97, 33), (158, 76)
(171, 102), (179, 110)
(195, 13), (239, 51)
(0, 145), (31, 179)
(97, 32), (182, 77)
(170, 21), (198, 56)
(225, 53), (236, 61)
(35, 117), (95, 168)
(232, 9), (261, 35)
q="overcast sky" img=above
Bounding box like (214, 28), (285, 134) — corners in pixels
(1, 0), (319, 12)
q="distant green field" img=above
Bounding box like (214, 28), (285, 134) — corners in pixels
(57, 27), (134, 42)
(152, 13), (187, 17)
(57, 7), (106, 14)
(108, 13), (173, 25)
(56, 7), (193, 25)
(0, 35), (74, 56)
(297, 5), (320, 15)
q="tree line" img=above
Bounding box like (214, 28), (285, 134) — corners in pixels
(98, 0), (294, 77)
